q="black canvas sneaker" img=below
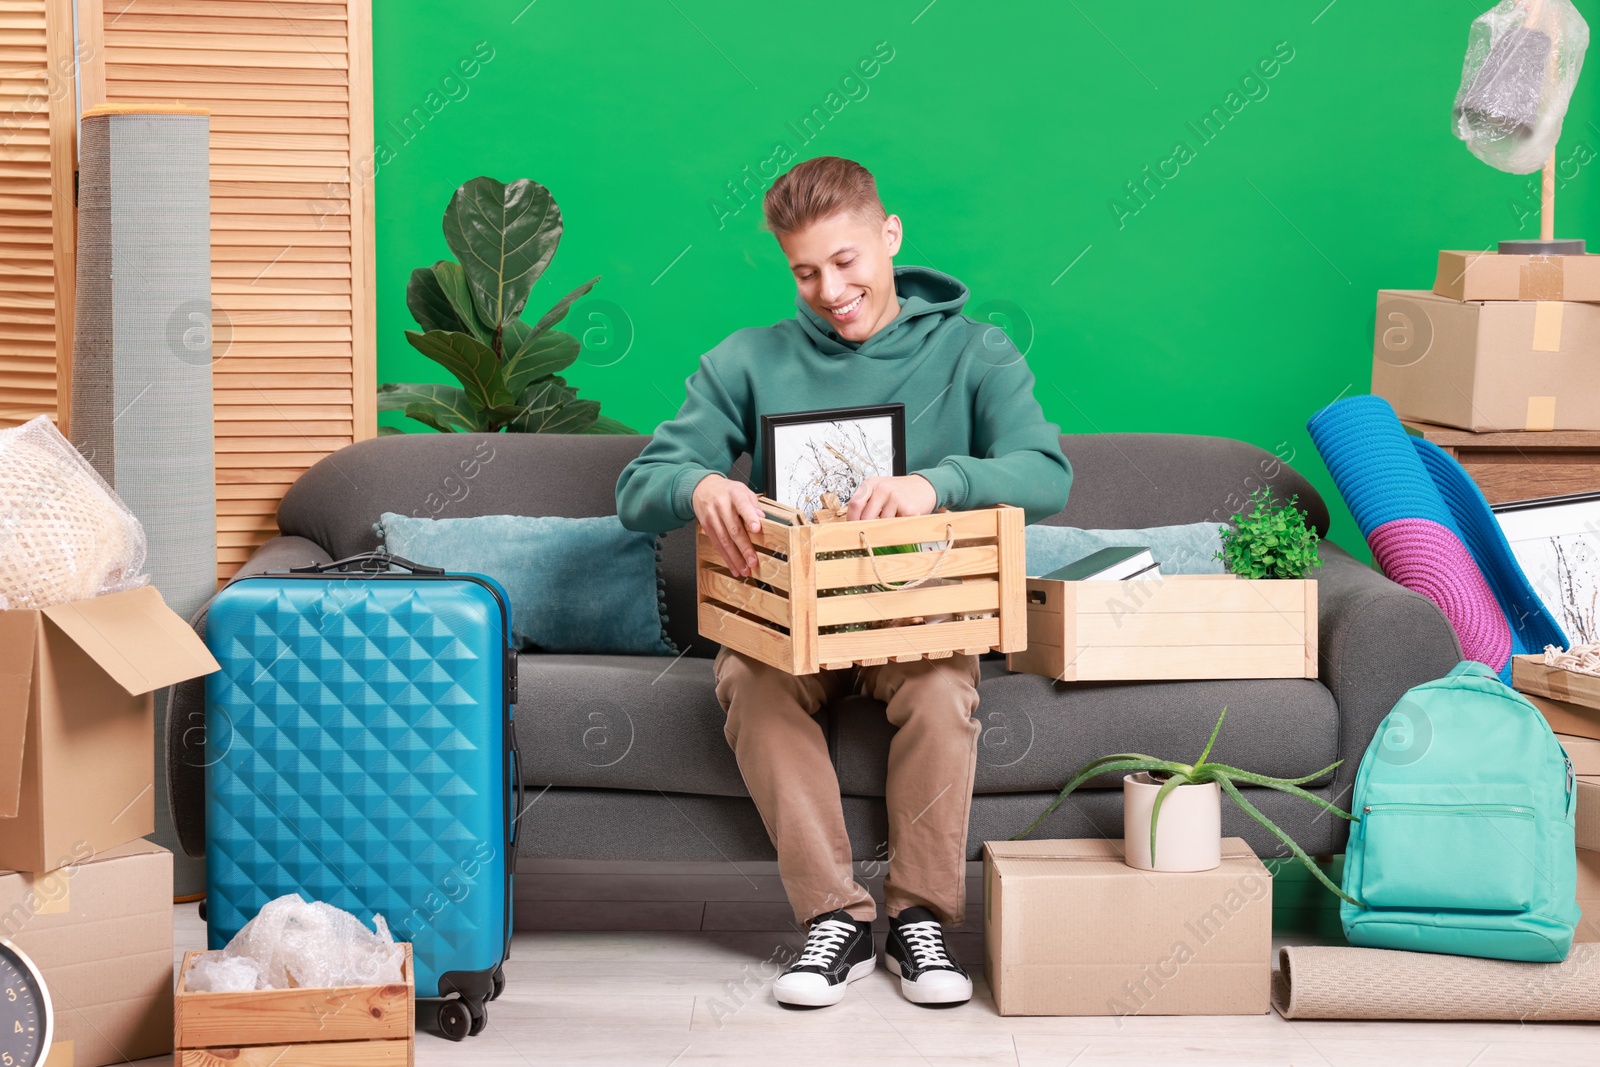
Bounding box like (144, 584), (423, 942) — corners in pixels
(885, 906), (972, 1006)
(773, 909), (876, 1008)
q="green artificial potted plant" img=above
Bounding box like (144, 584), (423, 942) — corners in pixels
(1216, 487), (1321, 579)
(378, 176), (633, 435)
(1012, 707), (1360, 904)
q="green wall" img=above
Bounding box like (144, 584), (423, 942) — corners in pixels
(371, 1), (1600, 552)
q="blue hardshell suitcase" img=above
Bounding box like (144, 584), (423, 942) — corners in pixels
(203, 552), (519, 1040)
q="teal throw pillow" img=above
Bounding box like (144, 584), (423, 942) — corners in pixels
(375, 512), (676, 656)
(1025, 521), (1227, 577)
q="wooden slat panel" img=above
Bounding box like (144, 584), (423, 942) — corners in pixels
(814, 580), (1000, 628)
(90, 0), (376, 579)
(814, 618), (1000, 661)
(0, 0), (71, 430)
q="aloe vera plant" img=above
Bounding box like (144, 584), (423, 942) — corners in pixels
(1012, 707), (1360, 905)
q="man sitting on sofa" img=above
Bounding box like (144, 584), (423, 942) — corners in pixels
(616, 156), (1070, 1009)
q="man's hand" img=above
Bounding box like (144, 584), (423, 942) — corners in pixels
(846, 474), (937, 521)
(693, 474), (765, 576)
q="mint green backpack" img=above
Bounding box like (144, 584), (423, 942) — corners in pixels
(1341, 661), (1580, 962)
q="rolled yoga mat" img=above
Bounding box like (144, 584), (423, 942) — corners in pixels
(1273, 943), (1600, 1021)
(71, 105), (215, 898)
(1307, 395), (1566, 677)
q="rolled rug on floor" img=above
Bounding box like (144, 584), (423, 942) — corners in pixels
(1273, 943), (1600, 1021)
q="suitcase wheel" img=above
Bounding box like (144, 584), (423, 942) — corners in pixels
(438, 998), (474, 1042)
(468, 998), (488, 1037)
(490, 965), (505, 1002)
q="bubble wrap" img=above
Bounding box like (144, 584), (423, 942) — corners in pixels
(0, 415), (147, 610)
(1453, 0), (1589, 174)
(187, 895), (406, 992)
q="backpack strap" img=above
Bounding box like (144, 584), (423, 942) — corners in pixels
(1445, 660), (1498, 681)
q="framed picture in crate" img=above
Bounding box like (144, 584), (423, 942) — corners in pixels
(760, 403), (906, 520)
(1492, 490), (1600, 646)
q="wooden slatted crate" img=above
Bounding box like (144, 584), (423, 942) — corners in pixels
(174, 943), (414, 1066)
(1007, 573), (1318, 682)
(696, 498), (1026, 674)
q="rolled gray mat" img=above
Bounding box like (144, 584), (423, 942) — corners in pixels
(1273, 944), (1600, 1021)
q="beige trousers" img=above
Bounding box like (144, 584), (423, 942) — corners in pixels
(713, 646), (982, 926)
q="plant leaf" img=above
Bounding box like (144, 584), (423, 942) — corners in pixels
(442, 176), (562, 328)
(404, 330), (513, 413)
(1214, 774), (1361, 906)
(582, 414), (638, 434)
(531, 275), (599, 335)
(1203, 763), (1357, 821)
(1011, 756), (1192, 841)
(377, 425), (404, 437)
(376, 382), (484, 432)
(433, 261), (491, 345)
(507, 377), (576, 433)
(503, 329), (580, 396)
(540, 397), (600, 434)
(1148, 771), (1192, 867)
(1194, 707), (1227, 768)
(405, 266), (465, 334)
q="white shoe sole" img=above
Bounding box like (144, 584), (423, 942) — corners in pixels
(773, 955), (877, 1008)
(886, 954), (973, 1006)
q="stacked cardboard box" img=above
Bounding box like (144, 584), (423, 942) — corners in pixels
(0, 586), (218, 1066)
(1371, 251), (1600, 434)
(1512, 656), (1600, 943)
(983, 838), (1272, 1016)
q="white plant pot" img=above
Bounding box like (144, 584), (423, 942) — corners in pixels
(1122, 772), (1222, 872)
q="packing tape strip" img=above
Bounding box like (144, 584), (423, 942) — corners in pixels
(1532, 301), (1564, 352)
(1526, 396), (1558, 431)
(28, 868), (69, 914)
(1520, 257), (1565, 300)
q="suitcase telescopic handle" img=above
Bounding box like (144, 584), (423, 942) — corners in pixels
(289, 551), (445, 575)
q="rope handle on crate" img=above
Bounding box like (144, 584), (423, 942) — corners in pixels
(859, 523), (955, 590)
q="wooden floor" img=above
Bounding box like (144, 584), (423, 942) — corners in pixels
(137, 859), (1600, 1067)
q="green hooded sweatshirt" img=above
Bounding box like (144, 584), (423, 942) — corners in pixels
(615, 265), (1071, 531)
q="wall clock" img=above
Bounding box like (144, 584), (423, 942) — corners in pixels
(0, 939), (51, 1067)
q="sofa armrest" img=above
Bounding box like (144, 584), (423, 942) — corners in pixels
(1313, 541), (1462, 843)
(166, 536), (334, 859)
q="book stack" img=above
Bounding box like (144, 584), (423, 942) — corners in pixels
(1039, 546), (1159, 583)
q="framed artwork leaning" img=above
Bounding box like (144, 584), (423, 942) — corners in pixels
(760, 403), (906, 520)
(1492, 490), (1600, 646)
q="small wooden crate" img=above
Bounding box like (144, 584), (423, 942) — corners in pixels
(1512, 654), (1600, 710)
(696, 498), (1027, 674)
(174, 943), (414, 1066)
(1007, 573), (1317, 682)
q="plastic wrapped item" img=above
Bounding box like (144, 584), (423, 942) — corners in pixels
(1453, 0), (1590, 174)
(184, 895), (405, 992)
(0, 414), (147, 610)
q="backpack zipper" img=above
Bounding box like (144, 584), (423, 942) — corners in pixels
(1361, 802), (1535, 819)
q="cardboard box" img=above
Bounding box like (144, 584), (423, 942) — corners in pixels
(1578, 847), (1600, 944)
(1007, 573), (1316, 682)
(1560, 734), (1600, 776)
(1523, 693), (1600, 742)
(0, 839), (173, 1067)
(983, 837), (1271, 1017)
(0, 585), (219, 872)
(1433, 250), (1600, 303)
(1580, 776), (1600, 853)
(1371, 290), (1600, 432)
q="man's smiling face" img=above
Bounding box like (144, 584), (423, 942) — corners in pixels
(777, 210), (903, 344)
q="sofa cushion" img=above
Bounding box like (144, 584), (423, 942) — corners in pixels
(829, 662), (1341, 796)
(515, 653), (750, 797)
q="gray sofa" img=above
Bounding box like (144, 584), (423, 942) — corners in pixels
(167, 431), (1463, 866)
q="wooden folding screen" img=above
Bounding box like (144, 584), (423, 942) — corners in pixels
(0, 0), (77, 429)
(78, 0), (376, 580)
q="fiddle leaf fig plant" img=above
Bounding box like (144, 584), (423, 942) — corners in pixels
(378, 176), (634, 436)
(1011, 707), (1361, 905)
(1217, 487), (1321, 579)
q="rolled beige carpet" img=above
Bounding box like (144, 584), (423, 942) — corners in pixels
(1273, 944), (1600, 1020)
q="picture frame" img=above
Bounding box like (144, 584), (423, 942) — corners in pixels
(1491, 490), (1600, 646)
(760, 403), (906, 519)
